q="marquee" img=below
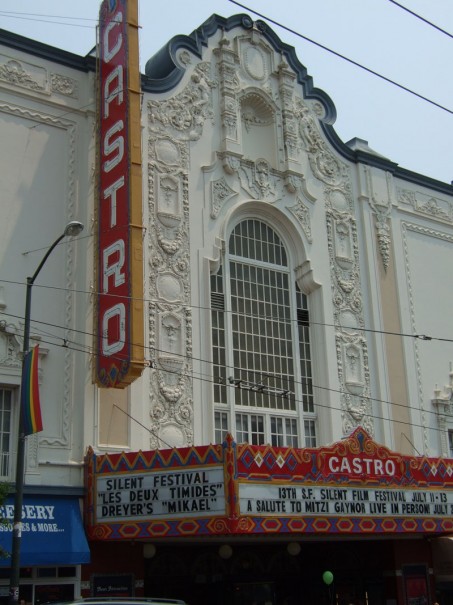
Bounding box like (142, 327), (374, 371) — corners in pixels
(84, 427), (453, 540)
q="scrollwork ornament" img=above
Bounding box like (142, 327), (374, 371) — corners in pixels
(149, 62), (216, 141)
(175, 402), (193, 426)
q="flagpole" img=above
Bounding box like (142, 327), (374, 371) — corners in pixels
(9, 221), (84, 605)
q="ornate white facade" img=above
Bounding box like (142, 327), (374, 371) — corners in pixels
(140, 14), (453, 458)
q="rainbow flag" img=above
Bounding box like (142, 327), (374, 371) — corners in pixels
(21, 345), (43, 436)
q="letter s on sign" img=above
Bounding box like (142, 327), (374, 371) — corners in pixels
(103, 120), (124, 173)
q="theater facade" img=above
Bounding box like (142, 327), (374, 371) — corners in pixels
(83, 428), (453, 605)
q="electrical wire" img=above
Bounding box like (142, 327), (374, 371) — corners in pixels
(0, 11), (94, 29)
(386, 0), (453, 40)
(11, 330), (452, 441)
(1, 3), (453, 118)
(227, 0), (453, 116)
(1, 278), (452, 344)
(1, 309), (451, 431)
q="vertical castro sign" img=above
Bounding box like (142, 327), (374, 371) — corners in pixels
(97, 0), (145, 387)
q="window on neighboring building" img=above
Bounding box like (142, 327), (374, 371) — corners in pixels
(211, 218), (317, 447)
(448, 430), (453, 458)
(0, 388), (13, 477)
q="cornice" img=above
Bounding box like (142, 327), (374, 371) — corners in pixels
(0, 28), (96, 72)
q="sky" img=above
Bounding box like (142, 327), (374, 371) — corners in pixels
(1, 0), (452, 185)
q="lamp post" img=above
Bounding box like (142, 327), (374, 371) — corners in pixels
(9, 221), (84, 605)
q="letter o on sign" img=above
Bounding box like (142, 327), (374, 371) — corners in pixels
(102, 303), (126, 355)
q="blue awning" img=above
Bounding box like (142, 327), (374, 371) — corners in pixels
(0, 495), (90, 566)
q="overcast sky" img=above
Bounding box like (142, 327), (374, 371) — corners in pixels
(1, 0), (452, 185)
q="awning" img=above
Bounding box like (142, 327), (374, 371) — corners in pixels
(0, 495), (90, 566)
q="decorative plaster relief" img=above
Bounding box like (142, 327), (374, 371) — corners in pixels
(211, 177), (238, 219)
(0, 55), (48, 93)
(50, 73), (79, 98)
(296, 100), (346, 187)
(343, 342), (365, 395)
(148, 62), (216, 141)
(219, 151), (241, 175)
(364, 167), (392, 272)
(159, 308), (183, 355)
(333, 220), (354, 270)
(242, 44), (269, 82)
(0, 327), (22, 369)
(148, 120), (193, 446)
(238, 158), (279, 202)
(159, 422), (189, 449)
(287, 198), (312, 243)
(157, 174), (182, 226)
(317, 155), (372, 434)
(432, 363), (453, 457)
(156, 272), (183, 303)
(214, 34), (241, 144)
(241, 91), (274, 132)
(154, 137), (182, 166)
(398, 188), (453, 224)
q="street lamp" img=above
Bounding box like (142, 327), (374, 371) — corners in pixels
(9, 220), (84, 605)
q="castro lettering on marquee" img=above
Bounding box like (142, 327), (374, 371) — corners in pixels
(327, 455), (396, 477)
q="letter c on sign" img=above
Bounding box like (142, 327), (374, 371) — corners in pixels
(103, 11), (123, 63)
(328, 457), (339, 473)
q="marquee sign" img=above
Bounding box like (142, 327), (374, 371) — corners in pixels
(96, 0), (145, 387)
(84, 428), (453, 540)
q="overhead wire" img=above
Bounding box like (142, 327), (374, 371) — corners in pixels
(386, 0), (453, 40)
(0, 11), (95, 29)
(1, 277), (453, 344)
(1, 307), (451, 431)
(227, 0), (453, 116)
(0, 2), (453, 118)
(6, 327), (450, 441)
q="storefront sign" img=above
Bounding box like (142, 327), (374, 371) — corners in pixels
(85, 428), (453, 540)
(0, 496), (90, 566)
(92, 574), (134, 597)
(96, 0), (144, 387)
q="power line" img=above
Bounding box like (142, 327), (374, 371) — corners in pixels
(387, 0), (453, 40)
(227, 0), (453, 116)
(1, 309), (450, 429)
(0, 11), (95, 29)
(1, 277), (452, 344)
(1, 3), (453, 118)
(14, 329), (452, 442)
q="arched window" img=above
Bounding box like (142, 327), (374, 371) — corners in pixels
(211, 218), (317, 447)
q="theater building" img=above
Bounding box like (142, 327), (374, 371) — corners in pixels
(1, 3), (453, 604)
